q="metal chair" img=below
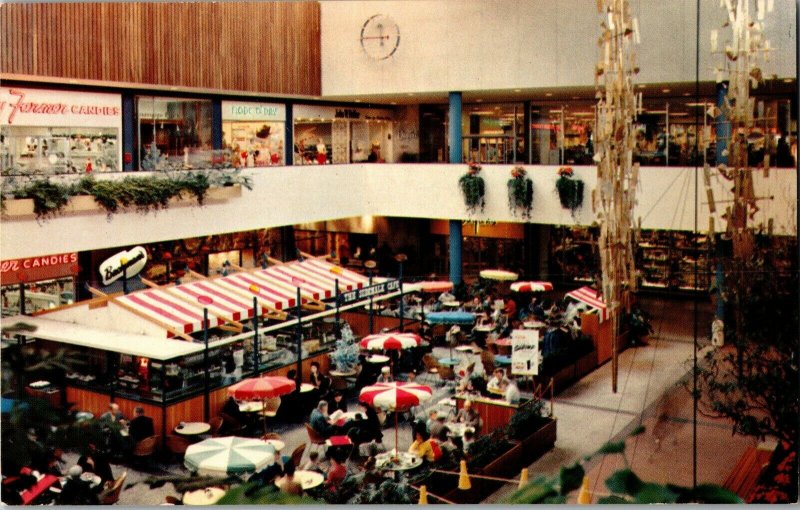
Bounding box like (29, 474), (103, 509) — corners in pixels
(99, 471), (127, 505)
(132, 435), (159, 469)
(165, 434), (191, 462)
(304, 423), (327, 455)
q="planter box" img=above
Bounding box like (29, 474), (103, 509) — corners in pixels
(445, 418), (558, 504)
(65, 194), (99, 214)
(170, 185), (242, 207)
(2, 198), (35, 218)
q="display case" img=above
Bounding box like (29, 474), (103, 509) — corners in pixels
(550, 226), (599, 284)
(637, 230), (710, 291)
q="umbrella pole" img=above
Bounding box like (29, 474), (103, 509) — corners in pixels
(395, 408), (399, 461)
(263, 398), (267, 436)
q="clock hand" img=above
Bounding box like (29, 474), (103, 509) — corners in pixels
(361, 35), (390, 41)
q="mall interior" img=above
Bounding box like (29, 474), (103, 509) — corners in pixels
(0, 0), (797, 506)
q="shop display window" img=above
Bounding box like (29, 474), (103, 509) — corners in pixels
(1, 276), (74, 317)
(294, 120), (333, 165)
(462, 103), (525, 164)
(223, 121), (285, 166)
(136, 96), (213, 170)
(1, 126), (119, 175)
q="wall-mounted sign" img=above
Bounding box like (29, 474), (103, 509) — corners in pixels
(222, 100), (286, 122)
(337, 279), (400, 305)
(99, 246), (148, 286)
(0, 87), (122, 127)
(294, 104), (393, 122)
(1, 253), (79, 286)
(510, 328), (540, 376)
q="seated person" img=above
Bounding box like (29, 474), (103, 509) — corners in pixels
(375, 366), (393, 383)
(99, 403), (125, 424)
(128, 406), (155, 443)
(468, 374), (488, 395)
(462, 429), (476, 454)
(58, 466), (99, 505)
(276, 461), (303, 496)
(350, 402), (383, 444)
(428, 412), (446, 438)
(302, 451), (324, 474)
(486, 368), (510, 394)
(455, 399), (481, 431)
(310, 362), (331, 396)
(408, 429), (436, 463)
(325, 454), (348, 491)
(77, 443), (114, 486)
(309, 400), (338, 438)
(327, 391), (347, 414)
(504, 375), (521, 404)
(436, 427), (459, 461)
(246, 455), (283, 496)
(221, 395), (246, 424)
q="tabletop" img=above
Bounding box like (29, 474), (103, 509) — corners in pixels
(182, 487), (226, 505)
(239, 401), (264, 413)
(523, 321), (547, 329)
(446, 422), (475, 437)
(330, 369), (357, 377)
(454, 345), (474, 353)
(299, 383), (316, 393)
(263, 439), (285, 452)
(333, 411), (364, 426)
(442, 300), (461, 308)
(21, 474), (59, 504)
(474, 324), (495, 332)
(174, 422), (211, 435)
(494, 338), (512, 346)
(74, 411), (94, 421)
(277, 470), (324, 490)
(366, 354), (390, 364)
(494, 355), (512, 365)
(375, 451), (423, 472)
(438, 357), (459, 366)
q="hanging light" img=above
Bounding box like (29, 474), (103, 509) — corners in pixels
(458, 460), (472, 490)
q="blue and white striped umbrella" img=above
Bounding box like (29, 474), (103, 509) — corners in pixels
(184, 436), (276, 476)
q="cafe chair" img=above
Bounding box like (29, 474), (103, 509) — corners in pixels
(208, 416), (225, 437)
(480, 351), (496, 374)
(438, 365), (455, 382)
(164, 495), (182, 505)
(289, 443), (306, 468)
(304, 423), (327, 455)
(98, 471), (127, 505)
(219, 412), (246, 435)
(165, 434), (192, 462)
(132, 436), (159, 470)
(421, 354), (440, 384)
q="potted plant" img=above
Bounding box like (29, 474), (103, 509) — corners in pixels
(507, 166), (534, 218)
(555, 166), (584, 212)
(329, 324), (359, 373)
(458, 162), (486, 213)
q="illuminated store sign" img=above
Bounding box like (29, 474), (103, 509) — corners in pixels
(0, 87), (122, 127)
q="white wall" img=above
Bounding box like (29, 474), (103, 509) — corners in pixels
(320, 0), (796, 96)
(2, 163), (795, 260)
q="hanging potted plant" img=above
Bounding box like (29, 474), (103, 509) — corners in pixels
(458, 162), (486, 213)
(555, 166), (584, 213)
(507, 166), (534, 218)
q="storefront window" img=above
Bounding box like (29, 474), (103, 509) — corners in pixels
(222, 100), (286, 167)
(461, 103), (524, 164)
(136, 96), (213, 170)
(1, 87), (122, 175)
(1, 276), (75, 317)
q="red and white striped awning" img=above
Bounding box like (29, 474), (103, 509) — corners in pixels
(565, 286), (608, 322)
(215, 273), (298, 310)
(170, 280), (259, 322)
(262, 259), (370, 299)
(116, 288), (222, 336)
(510, 281), (554, 293)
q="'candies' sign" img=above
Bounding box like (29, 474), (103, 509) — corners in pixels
(1, 253), (78, 285)
(99, 246), (148, 286)
(0, 87), (122, 128)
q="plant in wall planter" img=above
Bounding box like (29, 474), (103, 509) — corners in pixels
(458, 162), (486, 214)
(555, 166), (584, 213)
(507, 166), (534, 218)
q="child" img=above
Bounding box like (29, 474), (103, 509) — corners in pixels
(303, 451), (324, 474)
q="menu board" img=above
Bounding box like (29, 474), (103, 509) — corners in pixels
(510, 329), (540, 376)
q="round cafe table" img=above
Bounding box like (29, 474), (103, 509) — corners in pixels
(366, 354), (390, 364)
(275, 470), (324, 491)
(494, 355), (512, 366)
(182, 487), (226, 505)
(239, 401), (264, 413)
(437, 357), (459, 367)
(299, 383), (316, 393)
(174, 422), (211, 436)
(375, 450), (423, 480)
(524, 321), (547, 329)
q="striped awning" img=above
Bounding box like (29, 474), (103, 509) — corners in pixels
(215, 273), (298, 310)
(262, 258), (370, 299)
(116, 288), (222, 335)
(170, 280), (260, 322)
(565, 286), (608, 322)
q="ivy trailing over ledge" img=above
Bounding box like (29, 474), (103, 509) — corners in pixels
(458, 162), (485, 214)
(507, 166), (534, 218)
(555, 166), (584, 213)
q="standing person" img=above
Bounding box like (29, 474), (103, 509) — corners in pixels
(504, 375), (521, 404)
(128, 406), (155, 443)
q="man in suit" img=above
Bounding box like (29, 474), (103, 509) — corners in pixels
(128, 406), (155, 443)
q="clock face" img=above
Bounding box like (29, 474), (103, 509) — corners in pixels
(360, 14), (400, 60)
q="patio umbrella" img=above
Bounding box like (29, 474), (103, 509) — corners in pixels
(359, 381), (433, 456)
(227, 376), (296, 433)
(479, 269), (519, 281)
(424, 311), (476, 325)
(184, 436), (277, 477)
(359, 332), (422, 351)
(510, 281), (554, 293)
(409, 281), (454, 293)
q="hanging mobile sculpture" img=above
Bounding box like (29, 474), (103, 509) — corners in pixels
(593, 0), (641, 393)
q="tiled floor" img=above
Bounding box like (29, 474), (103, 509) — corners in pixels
(105, 295), (748, 505)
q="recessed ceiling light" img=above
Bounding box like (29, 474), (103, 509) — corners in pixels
(170, 87), (178, 91)
(390, 102), (397, 105)
(514, 89), (522, 93)
(476, 99), (483, 102)
(354, 99), (362, 103)
(572, 96), (580, 100)
(783, 78), (794, 83)
(68, 79), (78, 84)
(407, 93), (415, 97)
(638, 84), (646, 88)
(545, 92), (553, 97)
(662, 88), (671, 93)
(683, 92), (691, 96)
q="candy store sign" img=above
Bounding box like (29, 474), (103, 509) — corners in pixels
(0, 87), (122, 128)
(1, 253), (79, 285)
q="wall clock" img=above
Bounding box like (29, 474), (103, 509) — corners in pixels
(359, 14), (400, 60)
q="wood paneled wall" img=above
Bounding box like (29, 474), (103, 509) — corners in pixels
(0, 2), (321, 95)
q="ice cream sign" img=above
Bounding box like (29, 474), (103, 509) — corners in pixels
(99, 246), (148, 286)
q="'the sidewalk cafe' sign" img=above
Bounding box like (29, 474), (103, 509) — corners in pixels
(337, 279), (400, 305)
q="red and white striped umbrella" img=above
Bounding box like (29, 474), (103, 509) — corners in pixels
(359, 332), (422, 351)
(359, 381), (432, 412)
(409, 280), (454, 293)
(227, 376), (295, 401)
(510, 281), (554, 293)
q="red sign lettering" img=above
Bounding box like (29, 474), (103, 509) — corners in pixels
(0, 253), (78, 286)
(0, 89), (120, 125)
